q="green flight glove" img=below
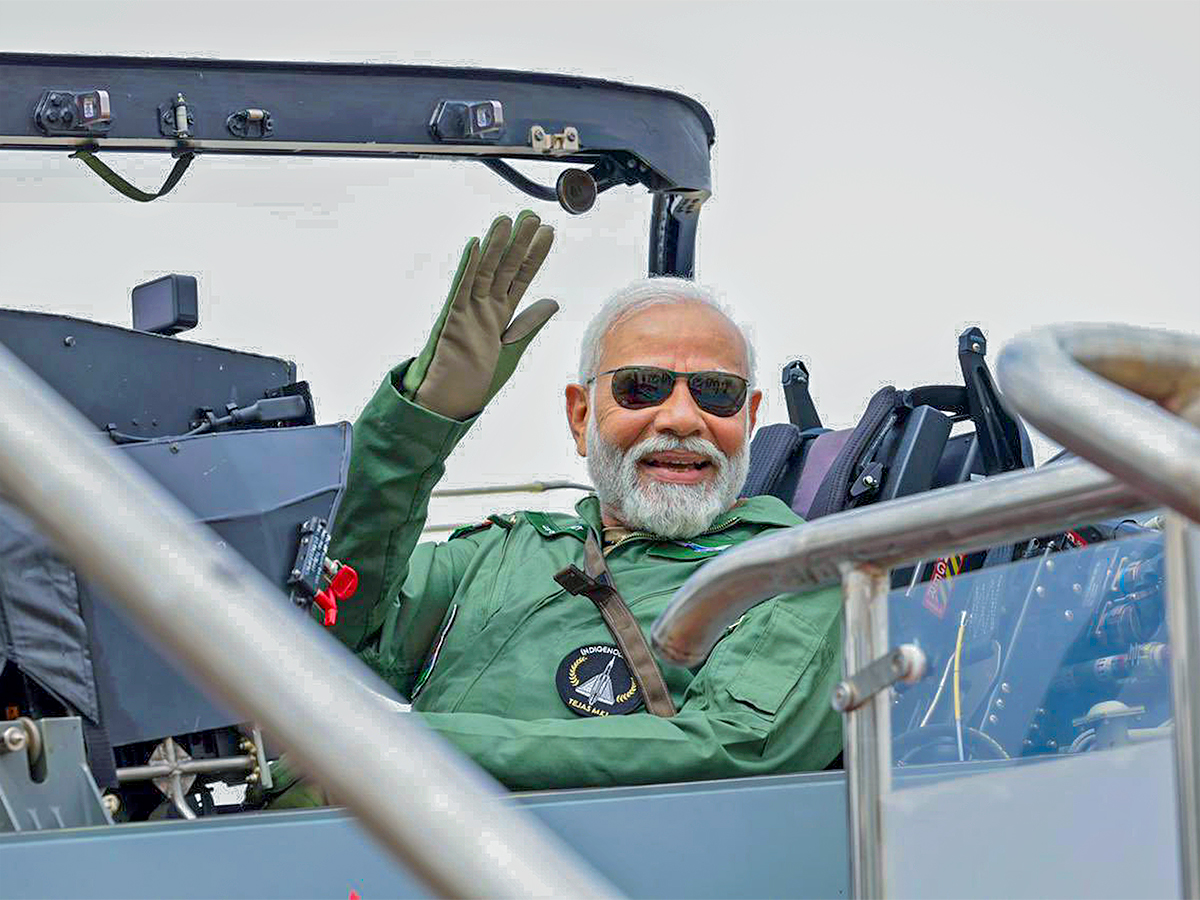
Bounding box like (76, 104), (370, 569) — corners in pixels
(401, 211), (558, 421)
(245, 753), (328, 810)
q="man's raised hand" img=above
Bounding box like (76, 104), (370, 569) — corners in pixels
(402, 211), (558, 420)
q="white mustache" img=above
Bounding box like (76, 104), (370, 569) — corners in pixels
(632, 434), (725, 470)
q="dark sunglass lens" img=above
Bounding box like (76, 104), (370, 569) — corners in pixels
(688, 372), (747, 416)
(611, 367), (674, 409)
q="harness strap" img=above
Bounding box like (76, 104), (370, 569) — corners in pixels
(740, 422), (805, 500)
(69, 149), (194, 202)
(553, 532), (678, 717)
(806, 386), (901, 520)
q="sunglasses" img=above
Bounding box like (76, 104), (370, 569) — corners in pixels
(588, 366), (749, 417)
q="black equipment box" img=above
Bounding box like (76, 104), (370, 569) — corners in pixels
(0, 308), (295, 439)
(0, 424), (350, 747)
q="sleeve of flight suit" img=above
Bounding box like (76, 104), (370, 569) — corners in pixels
(418, 587), (844, 789)
(328, 360), (478, 657)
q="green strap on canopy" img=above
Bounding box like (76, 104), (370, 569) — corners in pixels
(69, 148), (194, 202)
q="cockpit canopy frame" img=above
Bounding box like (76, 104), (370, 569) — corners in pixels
(0, 52), (715, 277)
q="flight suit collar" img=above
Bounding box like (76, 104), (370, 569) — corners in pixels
(515, 493), (804, 545)
(573, 493), (802, 531)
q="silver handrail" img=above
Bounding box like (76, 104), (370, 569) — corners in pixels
(432, 479), (593, 497)
(995, 323), (1200, 519)
(651, 458), (1147, 666)
(0, 343), (617, 899)
(996, 323), (1200, 900)
(652, 321), (1200, 899)
(652, 454), (1151, 899)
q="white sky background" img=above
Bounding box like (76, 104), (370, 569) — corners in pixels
(2, 0), (1198, 533)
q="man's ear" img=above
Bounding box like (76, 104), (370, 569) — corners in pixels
(565, 383), (590, 456)
(747, 389), (763, 434)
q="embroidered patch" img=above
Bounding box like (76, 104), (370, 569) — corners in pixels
(555, 644), (643, 717)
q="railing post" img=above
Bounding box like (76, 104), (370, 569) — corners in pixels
(1165, 513), (1200, 899)
(841, 563), (891, 900)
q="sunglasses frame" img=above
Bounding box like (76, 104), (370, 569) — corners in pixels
(588, 366), (750, 417)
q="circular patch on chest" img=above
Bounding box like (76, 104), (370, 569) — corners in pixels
(556, 644), (643, 717)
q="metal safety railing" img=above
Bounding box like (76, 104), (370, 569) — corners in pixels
(0, 341), (618, 898)
(653, 323), (1200, 899)
(424, 480), (593, 534)
(997, 323), (1200, 900)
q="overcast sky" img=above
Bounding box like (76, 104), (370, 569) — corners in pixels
(2, 1), (1198, 531)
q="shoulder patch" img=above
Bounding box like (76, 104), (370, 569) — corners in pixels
(447, 522), (491, 541)
(521, 511), (588, 539)
(446, 514), (512, 541)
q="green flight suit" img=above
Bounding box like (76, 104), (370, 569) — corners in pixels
(326, 363), (844, 791)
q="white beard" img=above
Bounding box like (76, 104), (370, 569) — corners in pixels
(585, 414), (750, 540)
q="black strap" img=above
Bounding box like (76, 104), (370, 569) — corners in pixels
(905, 385), (969, 416)
(80, 714), (118, 790)
(554, 533), (677, 717)
(740, 423), (805, 500)
(807, 386), (901, 520)
(69, 149), (194, 202)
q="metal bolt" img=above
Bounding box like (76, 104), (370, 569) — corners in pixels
(290, 568), (301, 580)
(1001, 682), (1011, 693)
(169, 443), (180, 454)
(1035, 707), (1046, 717)
(1073, 583), (1082, 593)
(103, 793), (121, 814)
(863, 474), (877, 487)
(1035, 585), (1046, 597)
(988, 714), (998, 724)
(1047, 740), (1058, 750)
(1023, 739), (1034, 747)
(246, 771), (259, 784)
(1064, 609), (1075, 622)
(63, 335), (75, 347)
(1, 725), (27, 754)
(995, 698), (1005, 710)
(971, 342), (982, 353)
(1045, 559), (1055, 572)
(831, 682), (856, 712)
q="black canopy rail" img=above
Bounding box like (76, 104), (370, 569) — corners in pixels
(0, 53), (715, 276)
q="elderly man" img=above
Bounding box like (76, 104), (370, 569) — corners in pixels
(281, 211), (842, 796)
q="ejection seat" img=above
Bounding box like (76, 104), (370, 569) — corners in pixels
(742, 327), (1035, 527)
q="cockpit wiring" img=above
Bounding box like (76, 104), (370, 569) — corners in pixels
(953, 609), (968, 761)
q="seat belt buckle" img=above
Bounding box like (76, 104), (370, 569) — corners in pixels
(554, 564), (596, 596)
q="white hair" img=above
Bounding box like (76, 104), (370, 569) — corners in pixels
(577, 277), (757, 388)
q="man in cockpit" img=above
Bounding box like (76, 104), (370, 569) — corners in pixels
(268, 211), (841, 800)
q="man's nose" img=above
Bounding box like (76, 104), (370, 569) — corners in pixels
(651, 378), (705, 437)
